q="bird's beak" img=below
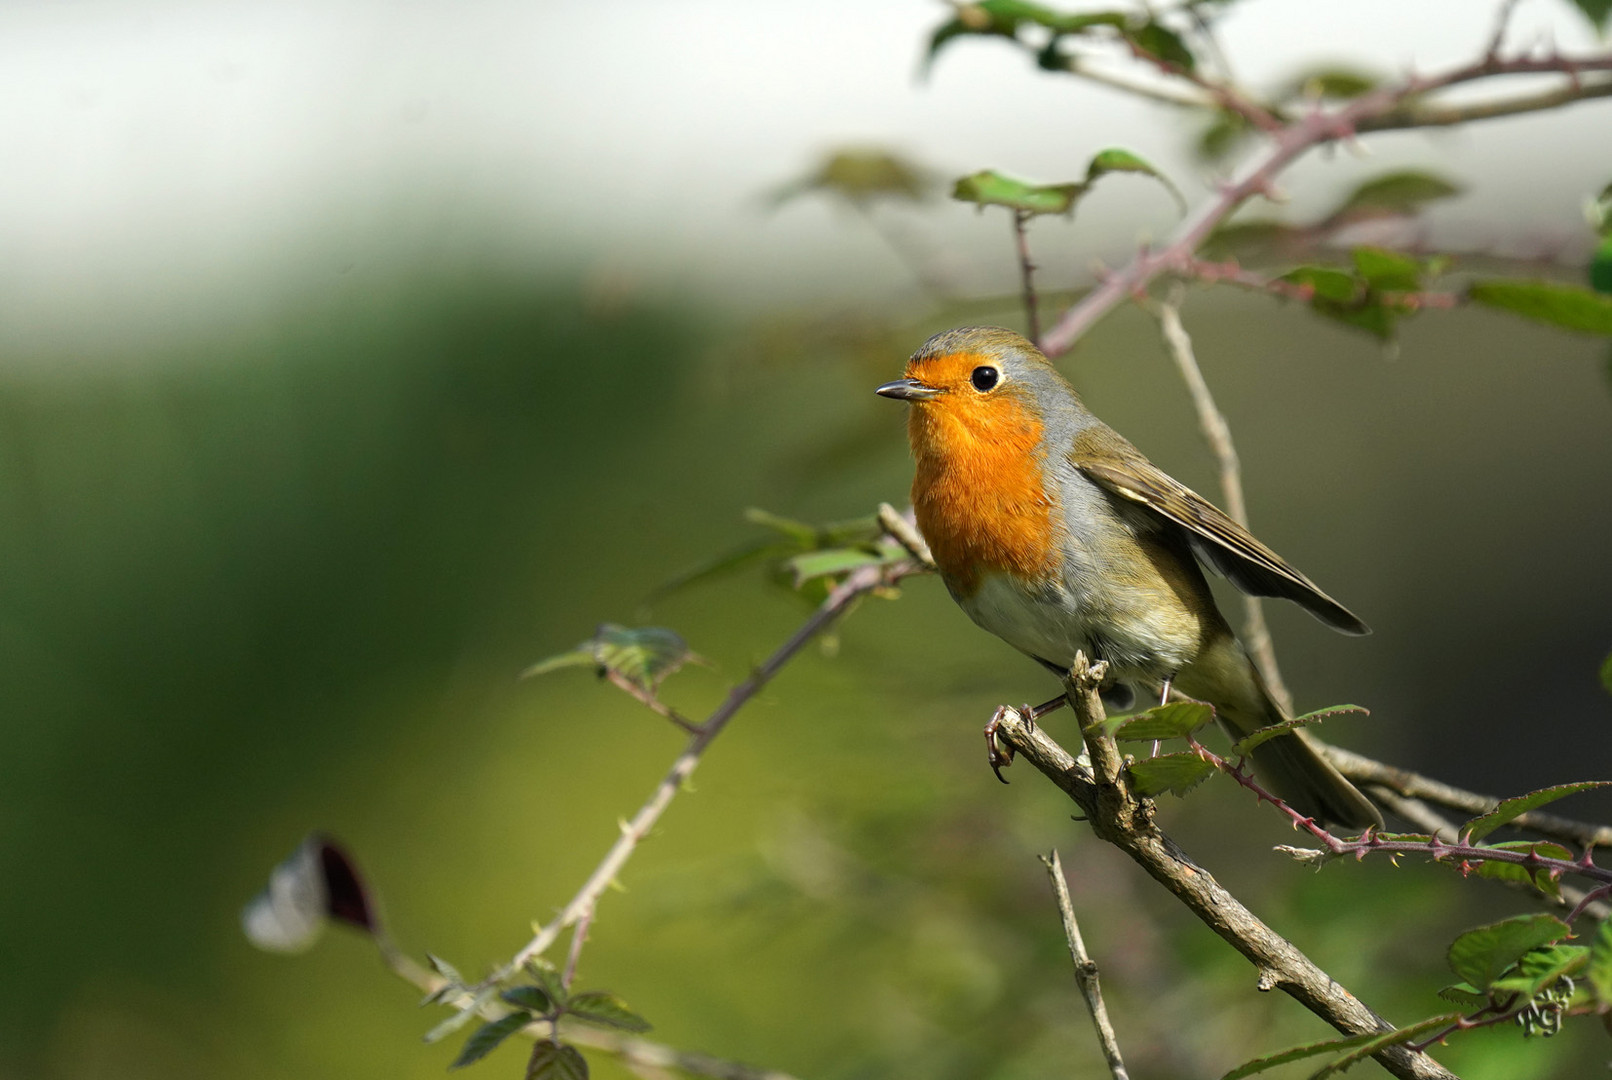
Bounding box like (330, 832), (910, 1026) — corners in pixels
(875, 377), (943, 401)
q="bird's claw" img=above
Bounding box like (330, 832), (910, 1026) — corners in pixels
(984, 704), (1038, 784)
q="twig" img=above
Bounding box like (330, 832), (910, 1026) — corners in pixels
(1151, 288), (1293, 715)
(995, 656), (1457, 1080)
(1319, 744), (1612, 850)
(603, 670), (703, 734)
(482, 560), (918, 990)
(384, 950), (800, 1080)
(562, 907), (593, 991)
(1012, 209), (1042, 345)
(1041, 849), (1130, 1080)
(1038, 49), (1612, 357)
(877, 501), (935, 569)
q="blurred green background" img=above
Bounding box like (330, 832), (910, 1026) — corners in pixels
(3, 2), (1611, 1079)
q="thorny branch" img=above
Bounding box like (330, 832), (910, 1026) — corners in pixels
(993, 656), (1457, 1080)
(479, 558), (921, 992)
(1038, 48), (1612, 356)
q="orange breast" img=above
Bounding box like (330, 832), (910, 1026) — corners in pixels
(908, 389), (1059, 596)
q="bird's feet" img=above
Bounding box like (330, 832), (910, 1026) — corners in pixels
(985, 704), (1037, 784)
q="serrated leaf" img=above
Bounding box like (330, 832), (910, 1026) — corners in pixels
(1464, 780), (1612, 841)
(452, 1013), (534, 1070)
(1587, 919), (1612, 1005)
(1447, 914), (1570, 990)
(566, 991), (653, 1033)
(1220, 1029), (1386, 1080)
(647, 537), (792, 602)
(952, 169), (1088, 216)
(1469, 840), (1572, 899)
(523, 960), (570, 1009)
(1085, 147), (1185, 211)
(1128, 752), (1216, 796)
(1489, 944), (1589, 1001)
(1351, 248), (1425, 292)
(1308, 1014), (1463, 1079)
(1328, 170), (1462, 221)
(429, 954), (466, 987)
(1112, 701), (1214, 741)
(1436, 982), (1489, 1009)
(502, 986), (553, 1013)
(1127, 20), (1195, 71)
(528, 1041), (589, 1080)
(1469, 279), (1612, 335)
(1232, 705), (1368, 756)
(425, 988), (500, 1044)
(525, 624), (702, 692)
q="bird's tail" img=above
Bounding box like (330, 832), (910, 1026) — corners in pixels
(1181, 637), (1382, 830)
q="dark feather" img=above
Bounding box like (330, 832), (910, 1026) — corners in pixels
(1071, 437), (1370, 636)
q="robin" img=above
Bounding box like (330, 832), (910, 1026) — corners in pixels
(877, 325), (1381, 829)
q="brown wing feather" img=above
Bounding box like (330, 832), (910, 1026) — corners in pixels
(1073, 444), (1370, 636)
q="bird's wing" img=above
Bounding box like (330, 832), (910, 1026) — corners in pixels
(1071, 439), (1370, 636)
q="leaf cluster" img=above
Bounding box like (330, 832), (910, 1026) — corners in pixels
(429, 956), (651, 1078)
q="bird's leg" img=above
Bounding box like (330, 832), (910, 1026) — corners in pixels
(1151, 676), (1174, 758)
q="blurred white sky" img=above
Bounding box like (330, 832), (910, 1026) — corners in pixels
(0, 0), (1606, 353)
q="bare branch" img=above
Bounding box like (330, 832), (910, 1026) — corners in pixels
(877, 501), (936, 569)
(1041, 849), (1130, 1080)
(993, 663), (1458, 1080)
(1151, 289), (1293, 715)
(1012, 210), (1043, 345)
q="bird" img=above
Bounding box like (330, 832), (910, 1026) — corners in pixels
(876, 325), (1381, 829)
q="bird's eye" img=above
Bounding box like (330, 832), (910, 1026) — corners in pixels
(970, 366), (1000, 392)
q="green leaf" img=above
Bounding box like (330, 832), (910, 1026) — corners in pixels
(523, 960), (570, 1009)
(1568, 0), (1612, 32)
(1232, 705), (1368, 756)
(1196, 111), (1254, 165)
(1308, 1014), (1463, 1079)
(1127, 20), (1196, 71)
(784, 547), (885, 587)
(647, 537), (792, 602)
(1601, 651), (1612, 695)
(425, 987), (499, 1044)
(1469, 279), (1612, 335)
(743, 507), (819, 545)
(1283, 266), (1361, 304)
(924, 2), (1126, 70)
(1351, 248), (1425, 292)
(452, 1013), (534, 1070)
(1280, 66), (1379, 102)
(1587, 918), (1612, 1005)
(952, 169), (1089, 216)
(1436, 982), (1489, 1009)
(767, 149), (934, 208)
(1220, 1029), (1389, 1080)
(1463, 781), (1612, 841)
(1128, 752), (1216, 796)
(527, 1041), (589, 1080)
(1593, 235), (1612, 295)
(1447, 914), (1570, 990)
(523, 624), (703, 692)
(428, 954), (466, 987)
(1112, 701), (1214, 741)
(1489, 944), (1590, 1001)
(1328, 170), (1462, 221)
(1085, 147), (1186, 211)
(566, 991), (653, 1033)
(1468, 840), (1572, 900)
(502, 986), (554, 1013)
